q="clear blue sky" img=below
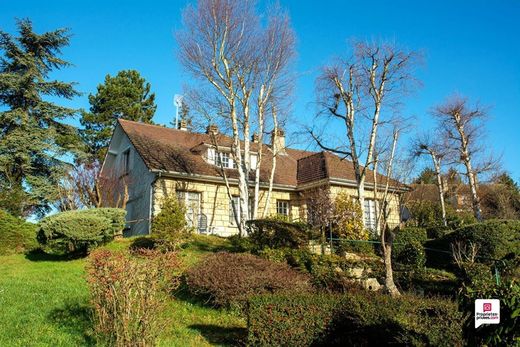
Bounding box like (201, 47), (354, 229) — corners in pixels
(2, 0), (519, 181)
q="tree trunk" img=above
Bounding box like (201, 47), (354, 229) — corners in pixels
(431, 154), (448, 227)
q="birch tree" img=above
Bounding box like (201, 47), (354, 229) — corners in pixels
(311, 41), (420, 224)
(177, 0), (294, 236)
(434, 96), (496, 221)
(411, 134), (448, 226)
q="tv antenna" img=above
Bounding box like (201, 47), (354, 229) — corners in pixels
(173, 94), (184, 129)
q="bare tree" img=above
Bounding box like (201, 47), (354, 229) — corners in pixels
(177, 0), (295, 236)
(310, 41), (420, 223)
(55, 161), (130, 211)
(411, 133), (448, 226)
(434, 96), (497, 221)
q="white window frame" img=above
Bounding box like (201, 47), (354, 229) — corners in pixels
(176, 191), (201, 228)
(364, 199), (378, 232)
(276, 200), (290, 217)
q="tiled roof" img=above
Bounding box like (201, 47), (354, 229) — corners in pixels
(117, 119), (405, 190)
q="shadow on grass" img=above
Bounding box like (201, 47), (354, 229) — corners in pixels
(189, 324), (247, 346)
(24, 249), (86, 262)
(48, 300), (96, 346)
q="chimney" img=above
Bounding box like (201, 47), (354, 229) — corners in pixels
(179, 119), (188, 131)
(206, 124), (219, 135)
(252, 133), (260, 143)
(271, 129), (285, 154)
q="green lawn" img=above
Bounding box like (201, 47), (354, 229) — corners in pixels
(0, 236), (245, 347)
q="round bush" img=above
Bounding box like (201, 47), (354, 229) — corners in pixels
(185, 252), (312, 307)
(37, 208), (126, 255)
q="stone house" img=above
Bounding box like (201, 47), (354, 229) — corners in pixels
(101, 119), (408, 236)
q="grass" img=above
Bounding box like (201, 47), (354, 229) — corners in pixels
(0, 235), (245, 346)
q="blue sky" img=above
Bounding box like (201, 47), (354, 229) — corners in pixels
(2, 0), (519, 181)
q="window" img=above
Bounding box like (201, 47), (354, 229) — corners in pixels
(229, 196), (240, 225)
(217, 152), (232, 168)
(122, 149), (130, 175)
(250, 154), (258, 170)
(276, 200), (290, 216)
(176, 191), (201, 227)
(207, 148), (216, 164)
(364, 199), (378, 231)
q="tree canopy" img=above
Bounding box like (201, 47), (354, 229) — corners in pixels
(0, 19), (82, 217)
(80, 69), (156, 162)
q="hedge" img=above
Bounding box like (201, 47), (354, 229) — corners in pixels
(247, 291), (464, 346)
(185, 252), (312, 308)
(393, 227), (427, 269)
(0, 210), (38, 255)
(37, 208), (126, 255)
(246, 218), (310, 250)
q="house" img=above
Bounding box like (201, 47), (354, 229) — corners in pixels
(101, 119), (409, 236)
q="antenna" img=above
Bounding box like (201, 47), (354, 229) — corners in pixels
(173, 94), (184, 129)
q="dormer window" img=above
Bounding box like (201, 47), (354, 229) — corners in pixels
(205, 147), (257, 170)
(217, 152), (230, 168)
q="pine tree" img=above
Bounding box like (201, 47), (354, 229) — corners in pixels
(0, 19), (82, 217)
(80, 70), (156, 162)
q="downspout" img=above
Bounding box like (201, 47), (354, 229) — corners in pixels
(148, 171), (162, 235)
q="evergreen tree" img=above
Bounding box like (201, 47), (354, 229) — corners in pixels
(0, 19), (82, 217)
(414, 167), (437, 184)
(80, 70), (156, 162)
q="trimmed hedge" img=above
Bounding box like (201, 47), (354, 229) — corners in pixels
(0, 210), (38, 255)
(37, 208), (126, 255)
(247, 293), (341, 346)
(246, 218), (310, 250)
(247, 291), (464, 346)
(185, 252), (312, 308)
(393, 227), (427, 269)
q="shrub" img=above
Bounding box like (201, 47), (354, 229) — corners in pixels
(332, 192), (366, 240)
(450, 220), (520, 263)
(0, 210), (37, 255)
(228, 234), (254, 253)
(247, 291), (464, 347)
(185, 252), (311, 308)
(246, 218), (309, 250)
(37, 208), (126, 255)
(426, 225), (452, 239)
(151, 195), (189, 248)
(459, 279), (519, 346)
(407, 200), (476, 229)
(87, 249), (180, 347)
(393, 227), (427, 269)
(247, 293), (342, 346)
(84, 208), (127, 236)
(258, 247), (370, 293)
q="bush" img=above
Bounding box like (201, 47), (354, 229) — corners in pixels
(459, 279), (519, 346)
(228, 234), (254, 253)
(246, 218), (310, 250)
(152, 195), (190, 248)
(247, 293), (342, 346)
(84, 208), (127, 236)
(450, 220), (520, 263)
(393, 227), (427, 269)
(258, 247), (373, 293)
(332, 192), (366, 240)
(0, 210), (37, 255)
(247, 291), (464, 346)
(407, 200), (476, 229)
(426, 225), (452, 239)
(37, 208), (126, 255)
(185, 252), (311, 308)
(87, 249), (180, 347)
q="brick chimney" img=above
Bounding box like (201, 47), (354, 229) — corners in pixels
(271, 129), (285, 154)
(206, 124), (219, 135)
(252, 133), (260, 143)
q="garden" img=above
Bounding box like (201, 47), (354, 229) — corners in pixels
(0, 195), (518, 346)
